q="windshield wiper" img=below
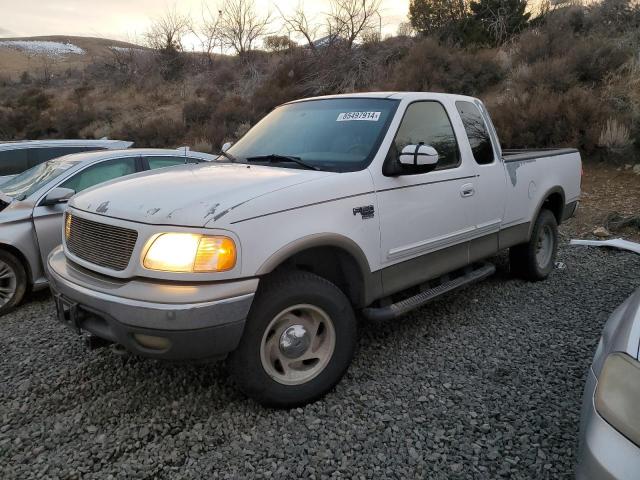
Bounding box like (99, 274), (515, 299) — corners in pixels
(216, 150), (239, 163)
(246, 154), (320, 171)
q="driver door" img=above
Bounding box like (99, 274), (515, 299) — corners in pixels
(32, 156), (140, 266)
(372, 101), (477, 294)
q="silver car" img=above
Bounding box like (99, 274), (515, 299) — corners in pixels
(0, 147), (216, 314)
(0, 139), (133, 184)
(577, 287), (640, 479)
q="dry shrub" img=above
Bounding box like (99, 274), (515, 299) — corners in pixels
(249, 52), (307, 115)
(510, 58), (576, 93)
(598, 118), (631, 150)
(393, 39), (504, 95)
(115, 116), (187, 148)
(489, 86), (607, 154)
(183, 99), (214, 127)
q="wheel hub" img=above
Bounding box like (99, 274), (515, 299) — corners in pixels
(260, 304), (336, 386)
(279, 324), (311, 359)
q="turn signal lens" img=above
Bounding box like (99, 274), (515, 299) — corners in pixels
(143, 233), (236, 272)
(64, 213), (72, 240)
(193, 236), (236, 272)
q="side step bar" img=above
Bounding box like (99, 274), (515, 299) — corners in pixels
(362, 262), (496, 321)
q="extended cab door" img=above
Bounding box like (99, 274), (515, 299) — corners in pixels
(32, 156), (141, 267)
(371, 100), (477, 295)
(453, 100), (507, 260)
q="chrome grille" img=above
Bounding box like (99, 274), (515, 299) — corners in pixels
(65, 213), (138, 271)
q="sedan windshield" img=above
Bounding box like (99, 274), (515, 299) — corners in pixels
(227, 98), (399, 172)
(0, 158), (78, 200)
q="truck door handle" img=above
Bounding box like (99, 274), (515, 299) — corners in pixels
(460, 184), (475, 197)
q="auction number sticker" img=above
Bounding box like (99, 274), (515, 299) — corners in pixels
(337, 111), (381, 122)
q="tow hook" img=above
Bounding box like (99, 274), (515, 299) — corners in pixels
(83, 334), (113, 350)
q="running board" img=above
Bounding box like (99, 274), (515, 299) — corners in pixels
(362, 262), (496, 321)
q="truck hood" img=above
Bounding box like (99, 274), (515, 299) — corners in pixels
(69, 163), (333, 227)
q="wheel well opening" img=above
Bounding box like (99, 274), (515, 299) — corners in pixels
(543, 192), (564, 224)
(0, 244), (32, 284)
(269, 246), (365, 308)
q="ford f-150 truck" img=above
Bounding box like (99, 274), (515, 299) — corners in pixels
(47, 92), (581, 407)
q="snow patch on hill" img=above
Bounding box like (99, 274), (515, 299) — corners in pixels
(0, 40), (85, 56)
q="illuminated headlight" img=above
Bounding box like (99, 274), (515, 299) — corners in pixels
(595, 352), (640, 447)
(143, 233), (236, 272)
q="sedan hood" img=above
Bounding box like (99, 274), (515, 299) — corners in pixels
(69, 163), (332, 227)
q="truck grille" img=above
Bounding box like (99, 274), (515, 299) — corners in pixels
(64, 213), (138, 271)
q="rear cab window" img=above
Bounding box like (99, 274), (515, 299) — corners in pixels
(455, 101), (495, 165)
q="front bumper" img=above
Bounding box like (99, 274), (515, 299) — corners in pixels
(46, 246), (257, 361)
(576, 367), (640, 480)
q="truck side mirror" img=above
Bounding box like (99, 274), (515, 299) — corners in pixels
(221, 142), (233, 152)
(398, 144), (439, 172)
(41, 187), (75, 207)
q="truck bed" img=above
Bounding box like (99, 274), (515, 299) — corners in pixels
(502, 148), (579, 162)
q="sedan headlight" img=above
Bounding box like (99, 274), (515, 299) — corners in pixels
(143, 233), (236, 272)
(595, 352), (640, 447)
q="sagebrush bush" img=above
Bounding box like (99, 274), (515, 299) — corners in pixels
(393, 39), (505, 95)
(489, 87), (608, 153)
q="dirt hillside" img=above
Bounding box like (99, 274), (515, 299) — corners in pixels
(0, 35), (145, 79)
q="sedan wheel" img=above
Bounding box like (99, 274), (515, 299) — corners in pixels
(0, 259), (18, 308)
(0, 250), (27, 315)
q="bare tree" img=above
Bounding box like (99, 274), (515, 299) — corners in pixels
(397, 21), (415, 37)
(218, 0), (272, 55)
(144, 7), (192, 52)
(144, 7), (192, 79)
(277, 2), (322, 51)
(195, 2), (223, 64)
(327, 0), (382, 49)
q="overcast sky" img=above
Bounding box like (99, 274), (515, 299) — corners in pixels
(0, 1), (409, 48)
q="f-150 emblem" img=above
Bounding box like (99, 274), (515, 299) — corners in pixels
(353, 205), (375, 220)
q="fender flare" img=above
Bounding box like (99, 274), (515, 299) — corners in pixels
(256, 233), (382, 307)
(528, 186), (565, 239)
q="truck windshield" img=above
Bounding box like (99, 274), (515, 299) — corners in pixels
(226, 98), (399, 172)
(0, 158), (78, 200)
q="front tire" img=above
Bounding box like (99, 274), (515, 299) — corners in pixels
(509, 209), (558, 281)
(0, 250), (27, 316)
(229, 271), (357, 408)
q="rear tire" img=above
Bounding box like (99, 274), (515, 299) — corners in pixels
(509, 209), (558, 281)
(0, 250), (27, 316)
(229, 271), (357, 408)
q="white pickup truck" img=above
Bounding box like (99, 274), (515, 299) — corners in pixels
(47, 92), (581, 407)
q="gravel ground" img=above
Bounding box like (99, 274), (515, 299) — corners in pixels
(1, 244), (639, 479)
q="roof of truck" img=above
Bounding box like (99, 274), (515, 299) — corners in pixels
(285, 91), (479, 105)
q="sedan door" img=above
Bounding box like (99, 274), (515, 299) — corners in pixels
(31, 156), (141, 267)
(372, 100), (477, 295)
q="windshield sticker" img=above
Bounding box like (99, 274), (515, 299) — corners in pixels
(337, 111), (381, 122)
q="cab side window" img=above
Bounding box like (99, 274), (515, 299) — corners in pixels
(61, 157), (137, 193)
(146, 156), (189, 170)
(455, 101), (495, 165)
(386, 101), (461, 176)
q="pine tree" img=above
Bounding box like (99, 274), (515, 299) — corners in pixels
(469, 0), (531, 45)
